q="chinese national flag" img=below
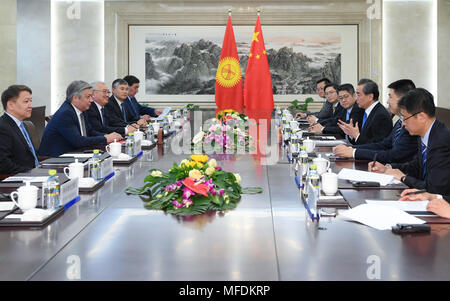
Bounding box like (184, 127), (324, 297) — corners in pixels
(244, 15), (274, 122)
(215, 16), (244, 113)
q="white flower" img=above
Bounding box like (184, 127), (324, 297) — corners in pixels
(234, 173), (241, 184)
(193, 131), (205, 144)
(151, 170), (163, 177)
(208, 158), (217, 168)
(205, 166), (215, 176)
(189, 169), (203, 180)
(180, 159), (189, 166)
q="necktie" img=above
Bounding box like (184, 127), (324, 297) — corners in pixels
(100, 107), (106, 126)
(20, 122), (39, 167)
(421, 141), (427, 180)
(80, 113), (87, 136)
(362, 112), (368, 128)
(393, 120), (403, 144)
(121, 103), (127, 122)
(345, 110), (351, 141)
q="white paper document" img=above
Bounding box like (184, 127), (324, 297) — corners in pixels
(366, 200), (429, 213)
(337, 168), (401, 186)
(0, 202), (15, 211)
(2, 176), (48, 183)
(60, 153), (94, 158)
(156, 107), (171, 120)
(340, 204), (426, 230)
(314, 140), (346, 147)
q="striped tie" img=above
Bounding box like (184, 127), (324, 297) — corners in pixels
(421, 142), (427, 180)
(393, 120), (403, 144)
(345, 110), (351, 141)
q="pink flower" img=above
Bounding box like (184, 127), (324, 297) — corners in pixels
(172, 200), (184, 209)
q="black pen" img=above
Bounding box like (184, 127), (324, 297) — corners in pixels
(370, 152), (378, 172)
(405, 189), (427, 196)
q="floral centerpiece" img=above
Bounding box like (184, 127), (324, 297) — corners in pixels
(192, 109), (254, 153)
(125, 154), (262, 216)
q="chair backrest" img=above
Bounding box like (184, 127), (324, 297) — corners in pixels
(23, 120), (40, 151)
(436, 107), (450, 127)
(24, 105), (46, 141)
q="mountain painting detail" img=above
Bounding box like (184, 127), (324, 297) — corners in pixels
(144, 28), (342, 95)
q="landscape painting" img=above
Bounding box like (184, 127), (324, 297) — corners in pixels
(129, 25), (357, 101)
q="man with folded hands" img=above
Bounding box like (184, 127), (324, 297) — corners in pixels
(333, 79), (418, 163)
(369, 88), (450, 196)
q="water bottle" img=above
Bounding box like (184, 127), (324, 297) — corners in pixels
(146, 123), (154, 143)
(126, 132), (135, 157)
(290, 130), (300, 161)
(306, 164), (320, 219)
(89, 149), (102, 180)
(163, 115), (169, 135)
(298, 146), (309, 194)
(42, 169), (60, 210)
(183, 107), (189, 120)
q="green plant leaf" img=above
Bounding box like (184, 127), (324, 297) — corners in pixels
(242, 187), (263, 194)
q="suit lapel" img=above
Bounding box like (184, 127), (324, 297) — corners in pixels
(3, 114), (34, 157)
(66, 102), (82, 135)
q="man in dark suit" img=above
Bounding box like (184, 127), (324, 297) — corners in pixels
(86, 81), (137, 136)
(104, 79), (147, 129)
(0, 85), (39, 174)
(123, 75), (162, 121)
(309, 83), (344, 132)
(296, 78), (333, 121)
(337, 79), (392, 145)
(333, 79), (418, 163)
(370, 88), (450, 196)
(39, 81), (122, 157)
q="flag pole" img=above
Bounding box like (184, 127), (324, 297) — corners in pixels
(228, 8), (232, 16)
(257, 8), (260, 16)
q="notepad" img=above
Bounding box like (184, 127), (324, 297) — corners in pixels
(0, 202), (15, 211)
(338, 168), (401, 186)
(2, 176), (49, 183)
(366, 200), (429, 212)
(156, 107), (171, 120)
(339, 204), (426, 230)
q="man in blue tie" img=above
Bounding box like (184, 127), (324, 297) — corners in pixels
(0, 85), (39, 174)
(39, 81), (122, 157)
(104, 79), (147, 128)
(333, 79), (418, 163)
(123, 75), (162, 121)
(336, 79), (392, 145)
(370, 88), (450, 196)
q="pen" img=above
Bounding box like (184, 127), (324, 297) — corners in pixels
(370, 152), (378, 172)
(405, 189), (427, 196)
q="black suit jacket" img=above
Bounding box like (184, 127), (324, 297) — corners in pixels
(86, 102), (126, 135)
(104, 96), (139, 128)
(352, 102), (392, 145)
(392, 120), (450, 195)
(322, 103), (364, 136)
(319, 103), (344, 126)
(354, 119), (419, 164)
(0, 113), (37, 174)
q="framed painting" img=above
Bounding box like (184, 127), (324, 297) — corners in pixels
(129, 25), (358, 104)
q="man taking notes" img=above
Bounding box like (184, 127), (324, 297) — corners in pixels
(123, 75), (162, 121)
(333, 79), (418, 163)
(39, 81), (122, 157)
(296, 78), (332, 122)
(337, 79), (392, 145)
(0, 85), (39, 174)
(369, 88), (450, 196)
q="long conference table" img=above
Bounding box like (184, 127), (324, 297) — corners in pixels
(1, 125), (450, 281)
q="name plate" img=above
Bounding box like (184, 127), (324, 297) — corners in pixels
(60, 177), (79, 206)
(102, 157), (114, 179)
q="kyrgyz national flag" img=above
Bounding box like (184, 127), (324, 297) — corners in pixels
(215, 16), (244, 113)
(244, 15), (274, 122)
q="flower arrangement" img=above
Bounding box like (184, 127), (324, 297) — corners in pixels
(192, 109), (253, 153)
(125, 154), (262, 216)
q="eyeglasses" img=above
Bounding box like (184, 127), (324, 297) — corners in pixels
(400, 111), (421, 122)
(93, 89), (111, 95)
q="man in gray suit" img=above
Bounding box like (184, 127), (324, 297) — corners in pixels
(297, 78), (333, 123)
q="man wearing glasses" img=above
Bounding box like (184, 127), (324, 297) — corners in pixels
(309, 83), (343, 132)
(369, 88), (450, 196)
(333, 79), (418, 163)
(296, 78), (333, 122)
(39, 81), (122, 157)
(86, 81), (138, 136)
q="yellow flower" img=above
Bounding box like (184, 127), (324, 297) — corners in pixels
(190, 154), (209, 163)
(205, 166), (215, 176)
(185, 161), (203, 169)
(207, 158), (217, 168)
(151, 170), (163, 177)
(189, 169), (203, 180)
(234, 173), (241, 184)
(224, 109), (234, 113)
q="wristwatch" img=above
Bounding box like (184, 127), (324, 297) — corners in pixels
(400, 175), (407, 183)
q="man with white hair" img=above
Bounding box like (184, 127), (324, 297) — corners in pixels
(39, 80), (122, 157)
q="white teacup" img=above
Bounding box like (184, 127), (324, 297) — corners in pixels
(321, 169), (338, 196)
(313, 155), (331, 175)
(134, 130), (144, 142)
(290, 121), (299, 129)
(10, 181), (38, 211)
(167, 114), (174, 123)
(152, 123), (160, 132)
(106, 139), (122, 157)
(63, 159), (84, 179)
(303, 138), (316, 153)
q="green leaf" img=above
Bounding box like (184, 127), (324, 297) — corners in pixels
(242, 187), (263, 194)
